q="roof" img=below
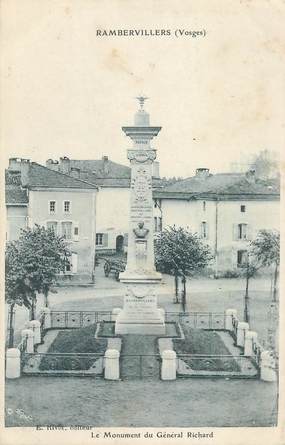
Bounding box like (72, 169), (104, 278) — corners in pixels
(5, 162), (97, 204)
(28, 162), (97, 189)
(5, 171), (28, 204)
(154, 173), (280, 200)
(69, 159), (131, 179)
(66, 159), (165, 189)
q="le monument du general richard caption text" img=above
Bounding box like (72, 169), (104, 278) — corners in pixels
(95, 28), (207, 38)
(36, 426), (214, 440)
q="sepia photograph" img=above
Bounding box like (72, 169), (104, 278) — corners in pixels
(1, 1), (284, 445)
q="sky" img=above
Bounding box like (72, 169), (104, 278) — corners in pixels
(1, 0), (284, 178)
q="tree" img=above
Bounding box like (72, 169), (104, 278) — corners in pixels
(239, 255), (259, 324)
(5, 225), (71, 342)
(251, 149), (279, 180)
(250, 229), (280, 352)
(155, 226), (213, 310)
(250, 229), (280, 302)
(5, 242), (33, 347)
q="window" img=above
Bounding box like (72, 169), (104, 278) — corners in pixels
(237, 250), (248, 267)
(238, 223), (247, 240)
(240, 205), (246, 213)
(61, 222), (72, 240)
(203, 201), (206, 211)
(73, 224), (79, 241)
(64, 201), (71, 213)
(49, 201), (56, 214)
(96, 233), (104, 246)
(46, 221), (58, 233)
(154, 216), (162, 232)
(201, 221), (208, 239)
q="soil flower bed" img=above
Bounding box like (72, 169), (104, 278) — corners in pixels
(39, 324), (107, 371)
(173, 323), (240, 372)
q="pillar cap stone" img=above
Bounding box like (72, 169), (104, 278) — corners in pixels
(162, 350), (176, 359)
(21, 328), (34, 337)
(237, 322), (249, 330)
(6, 348), (21, 357)
(245, 330), (258, 339)
(30, 320), (41, 327)
(105, 349), (120, 358)
(225, 309), (237, 316)
(261, 350), (273, 360)
(42, 307), (51, 314)
(112, 308), (122, 314)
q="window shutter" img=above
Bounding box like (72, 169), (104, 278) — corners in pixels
(205, 222), (209, 240)
(123, 233), (128, 246)
(233, 224), (238, 241)
(200, 222), (204, 238)
(200, 222), (208, 239)
(73, 222), (79, 241)
(103, 233), (108, 247)
(247, 224), (253, 241)
(71, 253), (78, 273)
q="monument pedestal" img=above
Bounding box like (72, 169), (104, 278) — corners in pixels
(119, 269), (162, 284)
(115, 284), (165, 335)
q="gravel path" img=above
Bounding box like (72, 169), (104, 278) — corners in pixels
(120, 335), (160, 380)
(5, 376), (277, 427)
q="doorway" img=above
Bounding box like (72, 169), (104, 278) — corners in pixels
(116, 235), (124, 253)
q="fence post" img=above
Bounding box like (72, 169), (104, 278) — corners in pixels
(29, 320), (41, 344)
(6, 348), (21, 379)
(21, 329), (34, 354)
(244, 331), (258, 357)
(112, 308), (122, 322)
(237, 322), (249, 347)
(104, 349), (120, 380)
(161, 350), (176, 381)
(260, 351), (277, 382)
(225, 309), (237, 331)
(43, 307), (51, 329)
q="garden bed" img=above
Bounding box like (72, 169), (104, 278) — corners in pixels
(39, 324), (107, 371)
(173, 323), (240, 372)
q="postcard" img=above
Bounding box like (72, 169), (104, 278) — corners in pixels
(1, 1), (284, 445)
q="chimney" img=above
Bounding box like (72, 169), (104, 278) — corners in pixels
(196, 168), (210, 179)
(8, 158), (30, 186)
(59, 156), (70, 175)
(245, 169), (256, 184)
(153, 161), (160, 178)
(102, 156), (109, 175)
(70, 167), (80, 179)
(46, 159), (59, 171)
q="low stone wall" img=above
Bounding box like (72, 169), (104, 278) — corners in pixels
(6, 308), (277, 382)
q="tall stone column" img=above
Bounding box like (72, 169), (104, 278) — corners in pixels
(115, 97), (165, 335)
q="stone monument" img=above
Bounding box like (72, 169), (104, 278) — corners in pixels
(115, 96), (166, 334)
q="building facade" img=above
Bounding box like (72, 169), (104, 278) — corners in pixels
(6, 158), (98, 283)
(154, 168), (280, 274)
(45, 156), (162, 255)
(42, 157), (280, 274)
